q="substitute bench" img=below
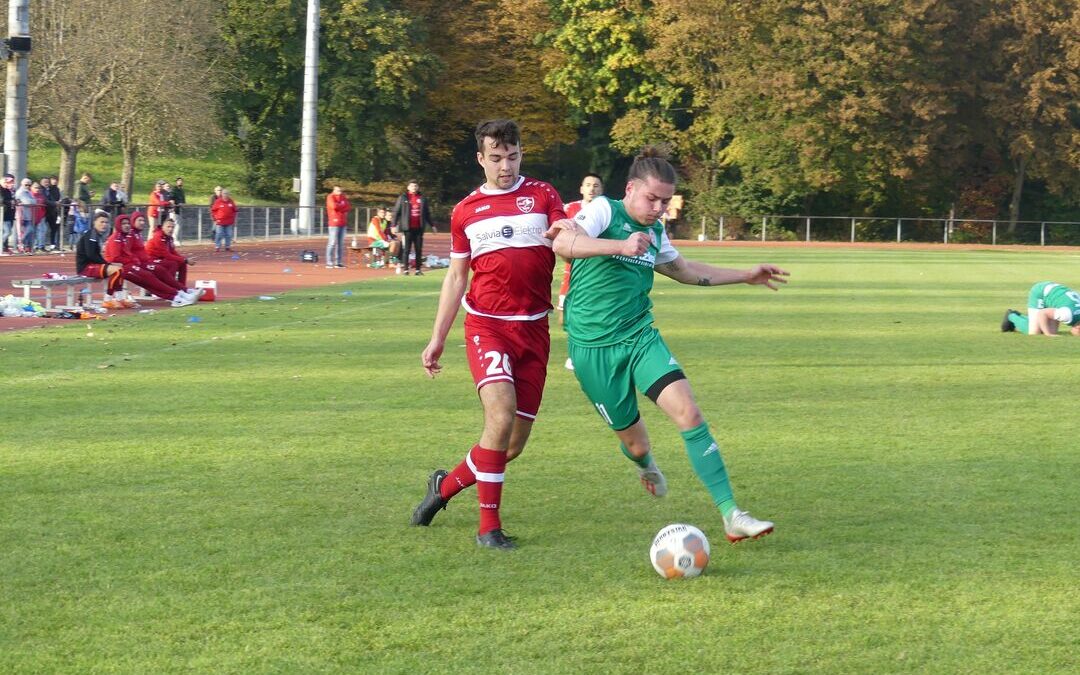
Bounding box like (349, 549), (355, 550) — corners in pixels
(11, 276), (101, 310)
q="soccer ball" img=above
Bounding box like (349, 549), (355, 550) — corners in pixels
(650, 523), (710, 579)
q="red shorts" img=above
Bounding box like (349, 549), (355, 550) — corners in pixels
(464, 313), (550, 420)
(80, 264), (108, 279)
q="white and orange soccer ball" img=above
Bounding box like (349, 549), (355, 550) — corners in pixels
(649, 523), (710, 579)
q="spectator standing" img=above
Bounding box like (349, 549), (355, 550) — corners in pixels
(148, 180), (174, 229)
(69, 201), (90, 246)
(210, 185), (223, 206)
(14, 178), (34, 253)
(45, 176), (63, 250)
(325, 185), (350, 268)
(29, 182), (48, 252)
(171, 177), (186, 241)
(1, 174), (15, 254)
(392, 180), (432, 275)
(147, 218), (193, 287)
(101, 182), (126, 217)
(77, 173), (94, 206)
(211, 188), (237, 251)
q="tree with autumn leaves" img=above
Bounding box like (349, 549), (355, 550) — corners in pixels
(19, 0), (1072, 224)
(541, 0), (1080, 223)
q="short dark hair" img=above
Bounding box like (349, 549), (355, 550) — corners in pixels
(407, 179), (419, 186)
(583, 173), (603, 184)
(475, 119), (521, 153)
(627, 145), (677, 185)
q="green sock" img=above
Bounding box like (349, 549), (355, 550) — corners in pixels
(680, 423), (737, 518)
(620, 443), (652, 469)
(1008, 310), (1028, 333)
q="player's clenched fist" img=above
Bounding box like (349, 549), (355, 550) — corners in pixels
(620, 232), (650, 258)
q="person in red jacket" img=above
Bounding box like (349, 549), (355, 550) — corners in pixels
(147, 180), (175, 229)
(129, 211), (183, 285)
(325, 185), (351, 268)
(103, 213), (196, 307)
(146, 218), (193, 287)
(210, 189), (238, 252)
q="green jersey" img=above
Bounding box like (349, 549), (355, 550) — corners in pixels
(1029, 281), (1080, 325)
(564, 197), (679, 346)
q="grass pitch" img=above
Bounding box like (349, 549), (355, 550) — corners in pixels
(2, 246), (1078, 673)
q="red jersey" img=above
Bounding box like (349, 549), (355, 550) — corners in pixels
(565, 200), (584, 219)
(146, 228), (186, 263)
(408, 193), (422, 229)
(450, 176), (566, 321)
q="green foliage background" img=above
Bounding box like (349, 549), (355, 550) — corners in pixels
(207, 1), (1080, 224)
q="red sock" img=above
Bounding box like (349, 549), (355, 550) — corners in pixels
(440, 445), (480, 501)
(471, 446), (507, 535)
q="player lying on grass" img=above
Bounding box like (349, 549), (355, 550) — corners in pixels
(1001, 282), (1080, 337)
(552, 145), (789, 543)
(410, 119), (647, 550)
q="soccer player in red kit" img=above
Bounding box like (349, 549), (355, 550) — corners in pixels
(409, 119), (645, 549)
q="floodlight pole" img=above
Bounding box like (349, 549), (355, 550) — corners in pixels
(3, 0), (31, 182)
(297, 0), (319, 234)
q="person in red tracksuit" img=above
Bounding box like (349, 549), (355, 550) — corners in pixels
(104, 213), (197, 307)
(146, 218), (193, 287)
(130, 211), (181, 283)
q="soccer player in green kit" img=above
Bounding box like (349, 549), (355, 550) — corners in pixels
(552, 146), (790, 543)
(1001, 282), (1080, 336)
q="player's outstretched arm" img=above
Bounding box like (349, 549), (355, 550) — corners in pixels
(422, 257), (470, 378)
(655, 257), (790, 290)
(552, 229), (649, 259)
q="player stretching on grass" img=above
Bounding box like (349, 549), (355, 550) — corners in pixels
(409, 119), (647, 550)
(553, 145), (789, 543)
(1001, 282), (1080, 337)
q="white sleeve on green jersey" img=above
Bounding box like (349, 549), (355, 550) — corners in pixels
(656, 226), (678, 264)
(1053, 307), (1074, 323)
(573, 197), (612, 238)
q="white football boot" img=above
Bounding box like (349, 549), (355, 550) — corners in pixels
(638, 458), (668, 497)
(723, 508), (774, 543)
(171, 293), (196, 308)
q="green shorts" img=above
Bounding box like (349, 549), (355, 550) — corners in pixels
(568, 327), (685, 430)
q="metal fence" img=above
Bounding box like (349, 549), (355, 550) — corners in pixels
(37, 204), (392, 250)
(160, 204), (383, 244)
(689, 215), (1080, 246)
